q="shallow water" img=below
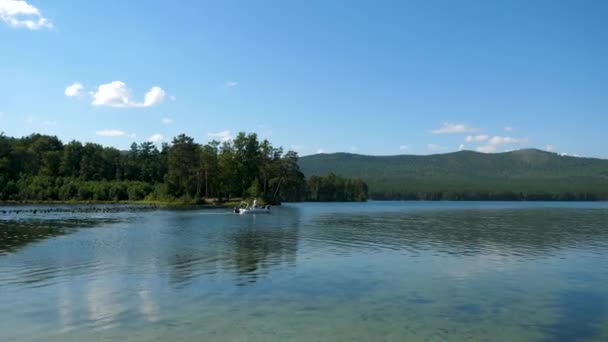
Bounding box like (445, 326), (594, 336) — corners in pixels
(1, 202), (607, 341)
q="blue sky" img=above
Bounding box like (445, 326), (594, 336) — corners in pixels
(1, 0), (606, 157)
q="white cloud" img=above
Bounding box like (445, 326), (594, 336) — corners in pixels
(546, 144), (555, 152)
(169, 95), (176, 101)
(431, 122), (477, 134)
(0, 0), (52, 30)
(350, 146), (358, 152)
(316, 149), (326, 154)
(476, 136), (528, 153)
(96, 129), (134, 138)
(143, 86), (166, 107)
(458, 144), (465, 151)
(208, 130), (232, 142)
(64, 82), (84, 97)
(427, 144), (443, 152)
(465, 134), (489, 142)
(224, 81), (238, 88)
(399, 145), (409, 151)
(504, 126), (513, 132)
(91, 81), (166, 108)
(161, 117), (173, 125)
(92, 82), (131, 107)
(477, 145), (497, 153)
(560, 152), (580, 158)
(147, 134), (164, 143)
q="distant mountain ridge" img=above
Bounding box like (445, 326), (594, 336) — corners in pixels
(298, 149), (608, 200)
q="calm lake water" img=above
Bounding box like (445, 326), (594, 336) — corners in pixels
(1, 202), (608, 341)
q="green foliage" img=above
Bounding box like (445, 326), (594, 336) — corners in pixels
(299, 150), (608, 200)
(0, 132), (365, 204)
(307, 173), (368, 202)
(167, 134), (199, 197)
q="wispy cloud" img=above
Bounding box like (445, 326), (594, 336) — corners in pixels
(316, 148), (326, 154)
(465, 134), (489, 142)
(459, 144), (465, 151)
(476, 136), (528, 153)
(546, 144), (555, 152)
(207, 130), (232, 142)
(161, 117), (173, 125)
(0, 0), (52, 30)
(504, 126), (513, 132)
(399, 145), (409, 151)
(224, 81), (238, 88)
(96, 129), (135, 138)
(427, 143), (443, 152)
(147, 134), (164, 143)
(431, 122), (477, 134)
(25, 115), (56, 126)
(256, 124), (272, 139)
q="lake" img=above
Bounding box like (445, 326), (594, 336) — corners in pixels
(1, 201), (608, 341)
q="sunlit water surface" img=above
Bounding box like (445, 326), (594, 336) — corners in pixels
(1, 202), (608, 341)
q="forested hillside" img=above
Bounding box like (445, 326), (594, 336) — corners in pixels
(0, 133), (368, 203)
(299, 150), (608, 200)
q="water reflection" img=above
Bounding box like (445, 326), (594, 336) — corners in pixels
(85, 276), (126, 330)
(541, 290), (607, 342)
(138, 289), (160, 323)
(162, 209), (301, 287)
(228, 219), (299, 285)
(307, 208), (608, 257)
(0, 220), (70, 255)
(0, 218), (121, 255)
(0, 203), (607, 341)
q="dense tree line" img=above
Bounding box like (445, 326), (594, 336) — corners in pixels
(299, 151), (608, 201)
(307, 173), (368, 202)
(0, 132), (368, 203)
(370, 191), (606, 201)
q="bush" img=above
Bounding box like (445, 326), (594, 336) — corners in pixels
(127, 182), (152, 201)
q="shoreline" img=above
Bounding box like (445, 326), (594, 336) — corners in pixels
(1, 198), (606, 207)
(0, 200), (234, 208)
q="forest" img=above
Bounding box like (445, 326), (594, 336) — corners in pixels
(0, 133), (368, 204)
(300, 150), (608, 201)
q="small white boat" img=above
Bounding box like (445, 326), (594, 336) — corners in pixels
(234, 202), (271, 214)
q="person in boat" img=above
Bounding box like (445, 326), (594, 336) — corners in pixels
(252, 198), (258, 208)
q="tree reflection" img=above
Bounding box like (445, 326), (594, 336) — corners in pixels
(0, 218), (117, 256)
(164, 208), (301, 287)
(229, 223), (299, 284)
